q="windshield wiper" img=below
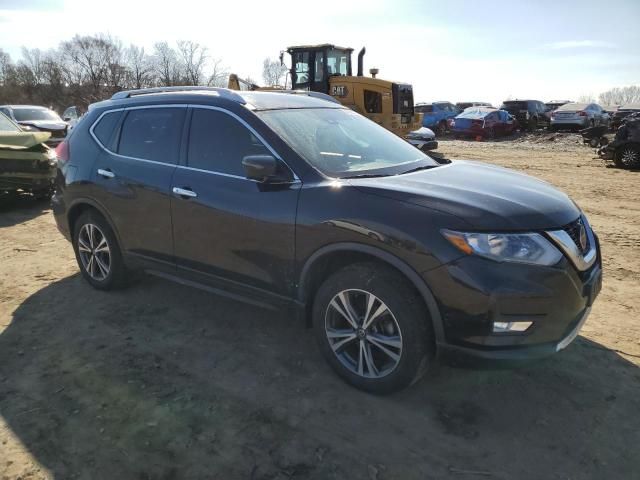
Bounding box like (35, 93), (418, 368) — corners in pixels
(342, 173), (389, 179)
(399, 165), (438, 175)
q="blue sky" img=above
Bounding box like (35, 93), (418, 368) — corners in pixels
(0, 0), (638, 105)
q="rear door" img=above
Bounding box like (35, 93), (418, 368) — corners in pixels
(91, 105), (186, 266)
(170, 106), (300, 299)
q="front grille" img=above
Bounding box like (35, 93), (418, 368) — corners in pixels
(563, 218), (590, 255)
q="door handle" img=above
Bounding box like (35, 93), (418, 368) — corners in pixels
(97, 168), (115, 179)
(172, 187), (198, 198)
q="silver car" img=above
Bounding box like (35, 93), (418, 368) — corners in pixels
(550, 103), (610, 130)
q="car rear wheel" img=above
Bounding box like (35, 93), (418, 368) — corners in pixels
(436, 121), (446, 136)
(614, 145), (640, 168)
(528, 117), (537, 132)
(312, 262), (433, 394)
(72, 211), (127, 290)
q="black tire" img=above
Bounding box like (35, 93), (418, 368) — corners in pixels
(72, 210), (128, 290)
(528, 117), (537, 132)
(485, 127), (496, 139)
(436, 121), (447, 136)
(312, 262), (433, 394)
(614, 144), (640, 169)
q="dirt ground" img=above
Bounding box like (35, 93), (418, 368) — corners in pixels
(1, 133), (639, 480)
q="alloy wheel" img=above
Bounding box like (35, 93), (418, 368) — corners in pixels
(620, 147), (640, 167)
(78, 223), (111, 281)
(324, 289), (403, 379)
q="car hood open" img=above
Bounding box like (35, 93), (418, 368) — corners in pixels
(348, 160), (580, 230)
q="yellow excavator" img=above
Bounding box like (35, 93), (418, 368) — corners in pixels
(228, 44), (422, 137)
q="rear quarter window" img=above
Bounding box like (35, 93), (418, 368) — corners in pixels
(92, 111), (123, 150)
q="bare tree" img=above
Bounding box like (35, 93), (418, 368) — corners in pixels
(0, 49), (11, 85)
(207, 58), (229, 87)
(177, 40), (208, 86)
(59, 34), (124, 102)
(153, 42), (183, 86)
(125, 45), (154, 89)
(19, 47), (46, 86)
(599, 86), (640, 106)
(262, 57), (287, 86)
(577, 94), (596, 103)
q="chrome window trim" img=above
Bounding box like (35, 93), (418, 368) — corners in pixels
(88, 103), (301, 183)
(546, 216), (597, 272)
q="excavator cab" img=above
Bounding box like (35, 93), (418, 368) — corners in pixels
(287, 44), (353, 94)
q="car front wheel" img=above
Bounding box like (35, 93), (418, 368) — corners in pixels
(73, 211), (127, 290)
(312, 263), (433, 394)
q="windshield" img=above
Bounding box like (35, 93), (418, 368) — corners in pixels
(0, 112), (21, 132)
(12, 107), (61, 122)
(258, 108), (437, 178)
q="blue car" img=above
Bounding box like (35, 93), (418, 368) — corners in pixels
(415, 101), (459, 135)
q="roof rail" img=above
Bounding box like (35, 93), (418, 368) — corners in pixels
(270, 90), (341, 105)
(111, 86), (246, 104)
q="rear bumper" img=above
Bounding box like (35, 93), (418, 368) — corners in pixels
(51, 190), (71, 240)
(551, 118), (589, 129)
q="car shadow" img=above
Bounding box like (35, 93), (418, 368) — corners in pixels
(0, 192), (51, 228)
(1, 274), (638, 479)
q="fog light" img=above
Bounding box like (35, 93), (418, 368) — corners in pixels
(493, 321), (533, 333)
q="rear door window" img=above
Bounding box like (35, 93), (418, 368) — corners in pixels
(187, 108), (270, 176)
(118, 108), (185, 164)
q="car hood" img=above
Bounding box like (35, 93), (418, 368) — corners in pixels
(0, 131), (51, 149)
(18, 120), (67, 131)
(348, 160), (580, 230)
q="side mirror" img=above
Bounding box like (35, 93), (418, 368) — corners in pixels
(63, 116), (71, 122)
(242, 155), (291, 183)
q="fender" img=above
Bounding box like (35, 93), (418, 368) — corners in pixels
(297, 242), (445, 343)
(67, 196), (125, 249)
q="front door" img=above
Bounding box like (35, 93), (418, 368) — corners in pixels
(170, 106), (300, 299)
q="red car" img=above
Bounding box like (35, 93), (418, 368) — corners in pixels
(451, 107), (518, 138)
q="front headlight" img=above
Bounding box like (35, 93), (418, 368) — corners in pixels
(20, 124), (38, 132)
(442, 230), (563, 266)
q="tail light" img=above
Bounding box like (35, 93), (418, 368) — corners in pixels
(55, 139), (70, 162)
(578, 111), (587, 117)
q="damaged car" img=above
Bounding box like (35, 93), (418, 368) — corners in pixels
(406, 126), (438, 152)
(598, 112), (640, 168)
(0, 111), (57, 199)
(0, 105), (68, 146)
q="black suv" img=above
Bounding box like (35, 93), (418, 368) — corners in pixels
(500, 100), (550, 131)
(52, 87), (602, 393)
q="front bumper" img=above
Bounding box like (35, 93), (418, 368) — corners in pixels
(424, 242), (602, 360)
(0, 171), (55, 191)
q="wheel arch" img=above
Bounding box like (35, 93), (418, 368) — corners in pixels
(67, 198), (123, 248)
(297, 243), (445, 344)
